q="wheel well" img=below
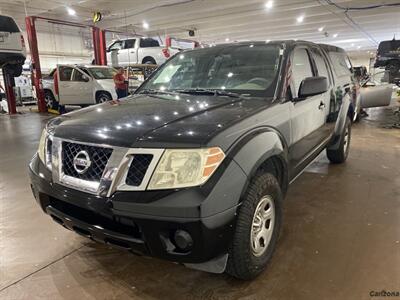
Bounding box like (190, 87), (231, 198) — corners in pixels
(257, 156), (288, 196)
(96, 90), (112, 100)
(142, 56), (156, 64)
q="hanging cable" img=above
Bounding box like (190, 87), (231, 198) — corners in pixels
(324, 0), (400, 11)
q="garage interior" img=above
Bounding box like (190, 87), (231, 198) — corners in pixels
(1, 1), (399, 299)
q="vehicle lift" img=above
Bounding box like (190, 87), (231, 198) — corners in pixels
(3, 16), (108, 115)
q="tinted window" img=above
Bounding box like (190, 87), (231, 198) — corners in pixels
(124, 39), (136, 49)
(0, 16), (20, 33)
(378, 40), (400, 53)
(140, 38), (160, 47)
(72, 69), (87, 82)
(292, 48), (313, 97)
(141, 44), (282, 98)
(312, 49), (330, 83)
(329, 52), (351, 77)
(58, 66), (73, 81)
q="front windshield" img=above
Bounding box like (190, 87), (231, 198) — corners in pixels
(140, 44), (282, 98)
(88, 67), (116, 79)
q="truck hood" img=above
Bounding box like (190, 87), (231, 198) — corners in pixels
(51, 93), (270, 148)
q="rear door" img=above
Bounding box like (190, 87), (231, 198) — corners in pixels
(58, 65), (93, 105)
(0, 16), (22, 53)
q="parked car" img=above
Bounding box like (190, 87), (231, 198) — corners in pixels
(106, 37), (179, 66)
(374, 39), (400, 83)
(0, 15), (26, 77)
(43, 65), (118, 108)
(29, 41), (390, 280)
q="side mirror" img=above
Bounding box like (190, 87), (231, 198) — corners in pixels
(298, 76), (328, 99)
(82, 75), (90, 82)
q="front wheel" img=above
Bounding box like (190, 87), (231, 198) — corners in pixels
(96, 92), (112, 104)
(226, 172), (282, 280)
(327, 117), (351, 163)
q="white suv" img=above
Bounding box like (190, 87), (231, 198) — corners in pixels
(0, 15), (26, 77)
(42, 65), (118, 108)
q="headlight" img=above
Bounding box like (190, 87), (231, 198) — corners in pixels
(38, 128), (53, 170)
(148, 147), (225, 190)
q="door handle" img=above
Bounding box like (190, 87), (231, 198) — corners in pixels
(318, 102), (325, 110)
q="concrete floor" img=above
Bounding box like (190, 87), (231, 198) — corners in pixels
(0, 107), (399, 300)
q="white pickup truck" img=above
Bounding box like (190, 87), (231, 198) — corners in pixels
(106, 37), (179, 66)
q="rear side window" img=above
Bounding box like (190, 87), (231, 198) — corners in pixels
(124, 39), (135, 49)
(292, 48), (314, 97)
(329, 52), (351, 77)
(140, 38), (160, 47)
(0, 16), (20, 33)
(311, 49), (331, 83)
(58, 66), (73, 81)
(378, 40), (400, 54)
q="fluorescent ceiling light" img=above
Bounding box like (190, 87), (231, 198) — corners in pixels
(66, 7), (76, 16)
(265, 1), (273, 9)
(225, 38), (230, 42)
(142, 21), (149, 29)
(296, 15), (304, 23)
(332, 33), (338, 38)
(318, 26), (324, 32)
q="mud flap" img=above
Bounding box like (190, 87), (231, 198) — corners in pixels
(184, 254), (228, 274)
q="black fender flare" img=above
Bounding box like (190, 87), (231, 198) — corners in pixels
(328, 92), (352, 150)
(226, 126), (289, 199)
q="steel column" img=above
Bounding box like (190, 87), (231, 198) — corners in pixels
(25, 16), (46, 113)
(2, 68), (17, 114)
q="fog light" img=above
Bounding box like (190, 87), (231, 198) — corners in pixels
(174, 230), (193, 252)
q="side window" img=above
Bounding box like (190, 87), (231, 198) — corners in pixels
(329, 52), (352, 77)
(311, 49), (331, 83)
(140, 38), (160, 47)
(123, 39), (136, 49)
(292, 48), (313, 97)
(58, 66), (73, 81)
(72, 69), (87, 82)
(109, 41), (123, 51)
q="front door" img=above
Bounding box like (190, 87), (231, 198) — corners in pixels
(58, 66), (93, 105)
(288, 47), (327, 178)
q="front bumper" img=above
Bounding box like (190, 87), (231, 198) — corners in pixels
(29, 154), (247, 265)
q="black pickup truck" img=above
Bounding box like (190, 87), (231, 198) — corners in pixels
(30, 41), (365, 279)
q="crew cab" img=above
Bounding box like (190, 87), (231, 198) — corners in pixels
(29, 41), (388, 280)
(106, 37), (179, 66)
(43, 65), (118, 108)
(0, 15), (26, 77)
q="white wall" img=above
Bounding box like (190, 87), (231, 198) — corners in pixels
(22, 26), (93, 73)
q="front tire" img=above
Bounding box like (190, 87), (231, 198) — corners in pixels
(327, 116), (351, 163)
(226, 172), (282, 280)
(44, 90), (57, 110)
(96, 91), (112, 103)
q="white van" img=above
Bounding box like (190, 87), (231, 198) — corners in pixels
(0, 15), (26, 77)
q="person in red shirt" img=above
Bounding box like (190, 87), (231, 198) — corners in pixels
(113, 67), (128, 99)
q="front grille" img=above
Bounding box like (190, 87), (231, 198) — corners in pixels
(62, 142), (113, 181)
(126, 154), (153, 186)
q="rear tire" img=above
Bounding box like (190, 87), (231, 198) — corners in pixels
(327, 117), (351, 164)
(226, 172), (282, 280)
(96, 91), (112, 103)
(4, 64), (23, 77)
(142, 58), (156, 65)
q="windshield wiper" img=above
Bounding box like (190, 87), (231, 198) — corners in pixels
(172, 88), (242, 98)
(138, 89), (177, 95)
